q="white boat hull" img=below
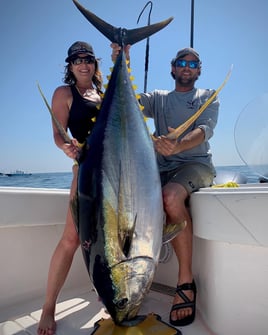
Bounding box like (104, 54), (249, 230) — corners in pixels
(190, 184), (268, 334)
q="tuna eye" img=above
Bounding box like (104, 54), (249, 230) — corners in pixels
(116, 298), (128, 309)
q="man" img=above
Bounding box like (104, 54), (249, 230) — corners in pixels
(111, 45), (219, 326)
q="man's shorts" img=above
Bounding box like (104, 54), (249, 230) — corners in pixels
(160, 162), (215, 194)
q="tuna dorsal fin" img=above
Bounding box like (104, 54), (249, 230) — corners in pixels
(72, 0), (173, 46)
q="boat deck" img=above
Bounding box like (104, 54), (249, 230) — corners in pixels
(2, 186), (268, 334)
(0, 285), (212, 335)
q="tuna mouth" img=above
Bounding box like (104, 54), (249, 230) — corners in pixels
(110, 255), (155, 268)
(119, 315), (147, 327)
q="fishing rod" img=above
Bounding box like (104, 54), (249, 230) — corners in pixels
(137, 1), (153, 93)
(137, 0), (194, 93)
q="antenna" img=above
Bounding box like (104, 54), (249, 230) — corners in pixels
(190, 0), (194, 47)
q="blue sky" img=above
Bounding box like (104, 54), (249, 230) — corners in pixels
(1, 0), (268, 173)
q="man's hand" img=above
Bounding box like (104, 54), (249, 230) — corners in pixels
(153, 127), (179, 156)
(110, 43), (131, 62)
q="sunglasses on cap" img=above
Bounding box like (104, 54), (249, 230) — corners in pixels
(71, 56), (95, 65)
(175, 59), (200, 69)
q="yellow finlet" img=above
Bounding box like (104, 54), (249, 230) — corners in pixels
(77, 141), (85, 148)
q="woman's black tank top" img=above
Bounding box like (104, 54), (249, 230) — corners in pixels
(67, 85), (99, 144)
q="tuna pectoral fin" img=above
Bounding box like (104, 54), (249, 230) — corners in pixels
(72, 0), (173, 46)
(118, 214), (137, 258)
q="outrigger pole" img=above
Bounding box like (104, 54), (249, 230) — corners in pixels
(190, 0), (194, 47)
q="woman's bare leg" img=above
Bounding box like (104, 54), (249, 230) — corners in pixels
(37, 166), (80, 335)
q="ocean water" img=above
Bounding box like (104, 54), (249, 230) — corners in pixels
(0, 165), (263, 189)
(0, 172), (72, 189)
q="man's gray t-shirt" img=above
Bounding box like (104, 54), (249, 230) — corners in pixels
(140, 88), (219, 173)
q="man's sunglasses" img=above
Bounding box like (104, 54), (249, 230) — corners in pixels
(175, 59), (200, 69)
(71, 56), (95, 65)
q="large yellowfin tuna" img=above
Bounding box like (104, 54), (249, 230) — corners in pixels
(71, 0), (173, 325)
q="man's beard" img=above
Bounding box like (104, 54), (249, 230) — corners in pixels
(176, 75), (197, 87)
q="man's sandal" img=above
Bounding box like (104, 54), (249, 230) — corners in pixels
(169, 280), (197, 327)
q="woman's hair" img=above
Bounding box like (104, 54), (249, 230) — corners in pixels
(63, 59), (103, 94)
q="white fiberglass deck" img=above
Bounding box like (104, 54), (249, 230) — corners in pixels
(1, 186), (268, 335)
(0, 286), (212, 335)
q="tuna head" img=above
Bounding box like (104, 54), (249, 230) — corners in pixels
(93, 257), (156, 325)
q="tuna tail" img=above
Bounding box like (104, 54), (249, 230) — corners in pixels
(72, 0), (173, 46)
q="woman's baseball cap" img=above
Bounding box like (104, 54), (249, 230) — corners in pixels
(65, 41), (95, 62)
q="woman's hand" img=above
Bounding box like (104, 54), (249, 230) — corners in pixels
(61, 138), (81, 160)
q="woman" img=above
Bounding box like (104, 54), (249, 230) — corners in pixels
(38, 41), (103, 335)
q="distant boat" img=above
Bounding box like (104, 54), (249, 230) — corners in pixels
(3, 170), (32, 177)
